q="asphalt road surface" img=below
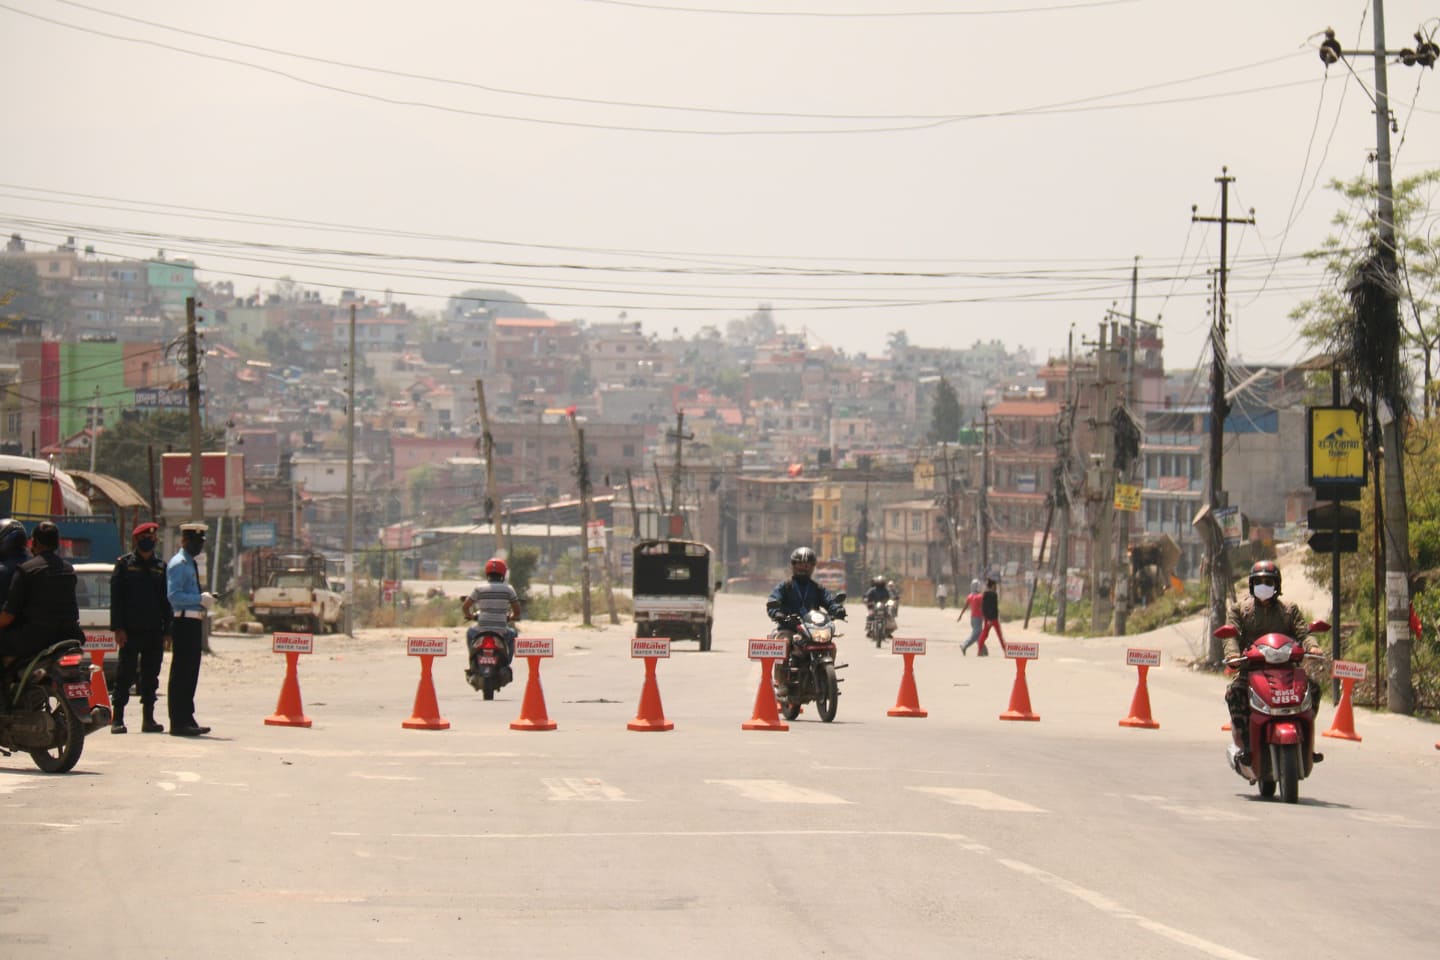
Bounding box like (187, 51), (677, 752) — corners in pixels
(4, 592), (1437, 960)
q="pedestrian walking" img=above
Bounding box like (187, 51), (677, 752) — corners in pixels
(165, 522), (215, 737)
(935, 580), (948, 611)
(109, 521), (171, 734)
(976, 578), (1006, 656)
(959, 579), (984, 655)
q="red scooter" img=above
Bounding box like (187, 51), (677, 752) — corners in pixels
(1213, 621), (1329, 803)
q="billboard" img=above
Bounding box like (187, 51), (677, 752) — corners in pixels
(160, 452), (245, 517)
(1307, 406), (1366, 495)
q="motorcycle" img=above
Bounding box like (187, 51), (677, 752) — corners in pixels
(0, 638), (112, 772)
(464, 624), (514, 701)
(1213, 620), (1329, 804)
(865, 602), (888, 648)
(772, 596), (848, 723)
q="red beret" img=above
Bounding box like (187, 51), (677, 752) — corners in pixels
(132, 521), (160, 538)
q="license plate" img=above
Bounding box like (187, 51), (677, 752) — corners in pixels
(64, 682), (91, 700)
(477, 655), (498, 665)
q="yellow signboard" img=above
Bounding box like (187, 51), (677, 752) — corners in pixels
(1307, 407), (1366, 487)
(841, 535), (857, 554)
(1113, 483), (1141, 512)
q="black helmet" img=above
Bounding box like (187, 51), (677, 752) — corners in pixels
(790, 547), (816, 576)
(1248, 560), (1281, 596)
(871, 576), (885, 587)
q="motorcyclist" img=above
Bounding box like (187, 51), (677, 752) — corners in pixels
(862, 576), (895, 638)
(0, 519), (29, 653)
(463, 557), (520, 689)
(0, 521), (83, 663)
(766, 546), (846, 695)
(1224, 559), (1324, 762)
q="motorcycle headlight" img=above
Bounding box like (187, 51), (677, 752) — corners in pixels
(807, 610), (826, 626)
(1259, 644), (1296, 665)
(811, 626), (833, 643)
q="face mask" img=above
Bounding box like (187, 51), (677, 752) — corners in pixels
(1253, 584), (1276, 602)
(186, 539), (206, 556)
(136, 537), (156, 552)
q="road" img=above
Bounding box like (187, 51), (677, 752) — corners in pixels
(4, 593), (1437, 959)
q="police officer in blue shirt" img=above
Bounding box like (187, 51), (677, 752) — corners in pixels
(166, 522), (214, 737)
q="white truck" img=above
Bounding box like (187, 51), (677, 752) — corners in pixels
(248, 553), (345, 634)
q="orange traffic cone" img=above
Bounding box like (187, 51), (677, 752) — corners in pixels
(1119, 664), (1160, 729)
(264, 651), (312, 727)
(628, 655), (673, 732)
(402, 654), (450, 730)
(887, 652), (927, 718)
(999, 658), (1040, 721)
(742, 657), (788, 731)
(88, 651), (111, 711)
(1322, 677), (1362, 742)
(510, 655), (557, 731)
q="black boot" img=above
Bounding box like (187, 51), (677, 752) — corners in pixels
(141, 704), (164, 734)
(110, 704), (127, 734)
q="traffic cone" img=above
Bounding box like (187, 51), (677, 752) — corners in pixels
(402, 654), (450, 730)
(627, 655), (673, 732)
(1322, 677), (1362, 742)
(999, 658), (1040, 721)
(1119, 664), (1159, 729)
(887, 652), (927, 718)
(264, 651), (312, 727)
(510, 656), (557, 731)
(742, 657), (788, 731)
(88, 651), (111, 711)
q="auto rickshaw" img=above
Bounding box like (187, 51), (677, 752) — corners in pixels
(632, 539), (716, 651)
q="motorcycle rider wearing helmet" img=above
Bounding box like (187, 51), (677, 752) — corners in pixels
(463, 557), (520, 689)
(862, 575), (896, 638)
(1224, 560), (1323, 759)
(766, 547), (846, 694)
(0, 518), (29, 620)
(0, 521), (83, 662)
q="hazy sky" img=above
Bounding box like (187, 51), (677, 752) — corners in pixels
(5, 0), (1439, 372)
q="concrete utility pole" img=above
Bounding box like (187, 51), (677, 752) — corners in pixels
(1090, 323), (1115, 634)
(1193, 169), (1255, 665)
(568, 412), (618, 626)
(185, 296), (202, 525)
(979, 402), (990, 577)
(474, 379), (507, 557)
(1055, 326), (1076, 633)
(343, 303), (356, 636)
(88, 385), (100, 473)
(667, 411), (693, 537)
(1114, 260), (1140, 635)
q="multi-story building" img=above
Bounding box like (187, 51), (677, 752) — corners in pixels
(737, 475), (816, 578)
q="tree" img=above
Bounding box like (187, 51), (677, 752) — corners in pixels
(445, 288), (547, 320)
(927, 377), (962, 444)
(91, 411), (224, 504)
(0, 259), (64, 327)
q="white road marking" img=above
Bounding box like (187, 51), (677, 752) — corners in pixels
(351, 773), (422, 782)
(1124, 794), (1257, 823)
(542, 777), (631, 801)
(706, 779), (851, 804)
(1347, 811), (1438, 830)
(246, 748), (534, 759)
(161, 770), (202, 783)
(0, 780), (39, 797)
(999, 858), (1262, 960)
(909, 787), (1047, 812)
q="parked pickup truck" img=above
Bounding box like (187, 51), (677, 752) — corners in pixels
(248, 553), (345, 634)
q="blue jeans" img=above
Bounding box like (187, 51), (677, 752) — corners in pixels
(962, 615), (983, 651)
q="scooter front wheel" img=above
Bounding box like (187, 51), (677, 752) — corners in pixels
(1278, 743), (1301, 804)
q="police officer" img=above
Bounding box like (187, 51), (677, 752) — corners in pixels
(0, 521), (83, 660)
(166, 522), (214, 737)
(109, 521), (171, 734)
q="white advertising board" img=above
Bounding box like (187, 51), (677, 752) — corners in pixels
(891, 637), (926, 656)
(1004, 641), (1040, 660)
(748, 638), (788, 661)
(272, 632), (314, 654)
(407, 635), (447, 657)
(514, 637), (555, 658)
(82, 629), (118, 653)
(631, 637), (671, 659)
(1126, 648), (1162, 667)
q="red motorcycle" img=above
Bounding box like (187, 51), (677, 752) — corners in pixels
(1213, 620), (1329, 803)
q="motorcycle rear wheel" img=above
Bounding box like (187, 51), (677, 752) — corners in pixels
(29, 685), (83, 774)
(781, 701), (802, 721)
(815, 663), (838, 722)
(1278, 744), (1301, 804)
(482, 675), (496, 701)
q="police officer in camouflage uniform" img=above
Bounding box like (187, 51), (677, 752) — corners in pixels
(1224, 560), (1323, 760)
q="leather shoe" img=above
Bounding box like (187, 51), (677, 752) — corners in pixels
(170, 724), (211, 737)
(141, 719), (165, 734)
(110, 721), (127, 734)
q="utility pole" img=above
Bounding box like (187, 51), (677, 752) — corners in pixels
(568, 411), (618, 626)
(941, 442), (962, 601)
(1193, 169), (1255, 666)
(1090, 322), (1115, 634)
(1318, 11), (1438, 714)
(474, 379), (507, 557)
(88, 385), (101, 473)
(667, 411), (693, 537)
(1055, 326), (1076, 632)
(1114, 260), (1140, 635)
(185, 296), (202, 526)
(979, 402), (990, 577)
(343, 302), (356, 636)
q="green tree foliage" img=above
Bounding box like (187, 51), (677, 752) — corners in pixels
(0, 259), (64, 326)
(927, 376), (963, 444)
(445, 289), (547, 320)
(91, 411), (224, 504)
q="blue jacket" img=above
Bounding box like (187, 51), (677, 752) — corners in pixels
(166, 548), (204, 613)
(766, 577), (845, 623)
